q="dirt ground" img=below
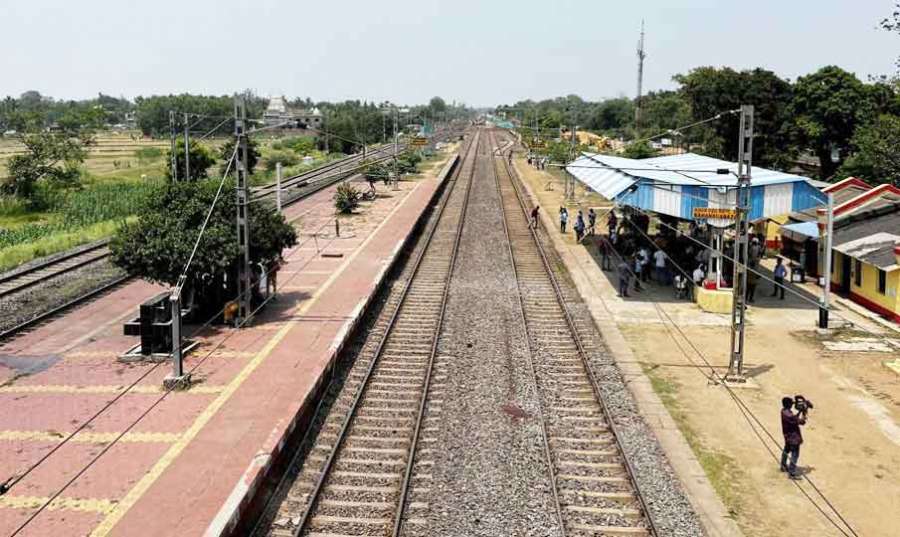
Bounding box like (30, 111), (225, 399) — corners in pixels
(514, 154), (900, 537)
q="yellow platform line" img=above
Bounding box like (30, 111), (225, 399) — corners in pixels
(91, 183), (418, 536)
(0, 384), (224, 395)
(0, 495), (117, 514)
(0, 430), (181, 444)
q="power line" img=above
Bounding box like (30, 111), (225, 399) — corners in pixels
(5, 212), (341, 536)
(602, 224), (859, 537)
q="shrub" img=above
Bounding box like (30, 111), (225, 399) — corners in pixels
(264, 150), (300, 172)
(334, 183), (361, 214)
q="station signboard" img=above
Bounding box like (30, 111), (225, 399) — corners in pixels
(693, 207), (736, 220)
(411, 136), (428, 147)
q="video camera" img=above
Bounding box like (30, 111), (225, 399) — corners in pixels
(794, 395), (814, 414)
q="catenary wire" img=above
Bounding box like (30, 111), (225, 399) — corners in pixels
(611, 216), (859, 537)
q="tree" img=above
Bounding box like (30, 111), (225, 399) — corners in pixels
(837, 114), (900, 186)
(428, 96), (447, 115)
(110, 179), (297, 312)
(165, 137), (216, 181)
(881, 2), (900, 71)
(675, 67), (797, 169)
(621, 141), (658, 159)
(3, 132), (92, 200)
(791, 66), (876, 178)
(220, 137), (260, 175)
(591, 98), (634, 135)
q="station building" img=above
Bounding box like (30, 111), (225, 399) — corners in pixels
(566, 152), (824, 287)
(780, 177), (900, 322)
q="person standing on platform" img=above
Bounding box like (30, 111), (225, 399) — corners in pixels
(559, 207), (568, 234)
(607, 210), (618, 237)
(780, 396), (808, 479)
(654, 247), (668, 285)
(617, 257), (632, 297)
(599, 237), (612, 271)
(772, 258), (787, 299)
(633, 253), (643, 291)
(587, 208), (597, 236)
(574, 211), (585, 242)
(638, 246), (650, 282)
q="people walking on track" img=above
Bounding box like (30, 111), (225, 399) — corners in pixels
(780, 396), (808, 479)
(559, 207), (568, 233)
(530, 205), (540, 229)
(617, 257), (632, 298)
(772, 258), (787, 299)
(587, 208), (597, 235)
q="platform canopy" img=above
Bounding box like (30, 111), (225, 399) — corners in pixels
(566, 152), (824, 227)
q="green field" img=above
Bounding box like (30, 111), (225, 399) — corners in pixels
(0, 131), (331, 272)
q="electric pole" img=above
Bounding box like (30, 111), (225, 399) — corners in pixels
(183, 112), (191, 181)
(169, 111), (178, 182)
(635, 20), (647, 131)
(726, 105), (754, 382)
(234, 97), (252, 326)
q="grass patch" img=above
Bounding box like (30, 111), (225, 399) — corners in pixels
(641, 363), (744, 518)
(0, 218), (131, 272)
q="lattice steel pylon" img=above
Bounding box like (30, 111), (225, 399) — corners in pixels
(726, 105), (754, 382)
(234, 96), (252, 326)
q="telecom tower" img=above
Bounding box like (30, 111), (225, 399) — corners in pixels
(635, 20), (647, 130)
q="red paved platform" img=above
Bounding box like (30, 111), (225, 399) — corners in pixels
(0, 157), (455, 537)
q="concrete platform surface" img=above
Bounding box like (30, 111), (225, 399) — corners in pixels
(0, 160), (452, 537)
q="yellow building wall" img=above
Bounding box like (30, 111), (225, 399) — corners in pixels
(831, 251), (900, 318)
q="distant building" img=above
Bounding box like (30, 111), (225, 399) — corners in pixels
(296, 107), (323, 130)
(263, 96), (293, 127)
(263, 97), (323, 130)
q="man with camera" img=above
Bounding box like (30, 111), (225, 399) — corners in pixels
(780, 395), (812, 479)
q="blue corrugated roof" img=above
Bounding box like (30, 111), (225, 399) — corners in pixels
(566, 152), (816, 200)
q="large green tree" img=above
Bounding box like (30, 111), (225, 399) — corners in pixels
(219, 137), (260, 175)
(837, 114), (900, 185)
(675, 66), (797, 169)
(3, 132), (93, 200)
(165, 137), (216, 181)
(791, 66), (877, 178)
(110, 179), (297, 311)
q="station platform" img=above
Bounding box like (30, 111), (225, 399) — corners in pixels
(0, 154), (455, 537)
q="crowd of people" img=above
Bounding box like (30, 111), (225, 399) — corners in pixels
(556, 206), (777, 301)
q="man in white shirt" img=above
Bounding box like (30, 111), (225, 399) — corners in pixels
(653, 248), (668, 285)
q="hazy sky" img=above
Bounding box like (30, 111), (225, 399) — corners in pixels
(3, 0), (897, 106)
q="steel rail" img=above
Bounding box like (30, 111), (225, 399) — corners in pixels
(0, 274), (131, 342)
(496, 130), (661, 537)
(0, 247), (111, 300)
(487, 130), (568, 537)
(391, 132), (480, 537)
(290, 130), (480, 537)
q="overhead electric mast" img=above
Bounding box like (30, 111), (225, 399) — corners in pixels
(635, 20), (647, 130)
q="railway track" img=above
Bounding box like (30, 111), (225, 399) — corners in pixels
(258, 131), (481, 537)
(0, 242), (112, 300)
(0, 145), (393, 342)
(490, 130), (657, 537)
(252, 143), (407, 205)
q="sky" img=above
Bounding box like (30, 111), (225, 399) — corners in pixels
(3, 0), (898, 107)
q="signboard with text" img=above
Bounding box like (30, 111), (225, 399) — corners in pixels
(411, 136), (428, 147)
(693, 207), (736, 220)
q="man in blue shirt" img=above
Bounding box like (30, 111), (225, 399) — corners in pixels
(771, 258), (787, 300)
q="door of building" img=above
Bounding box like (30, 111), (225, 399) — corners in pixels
(840, 254), (852, 295)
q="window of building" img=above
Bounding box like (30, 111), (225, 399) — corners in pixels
(854, 259), (862, 287)
(878, 269), (887, 295)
